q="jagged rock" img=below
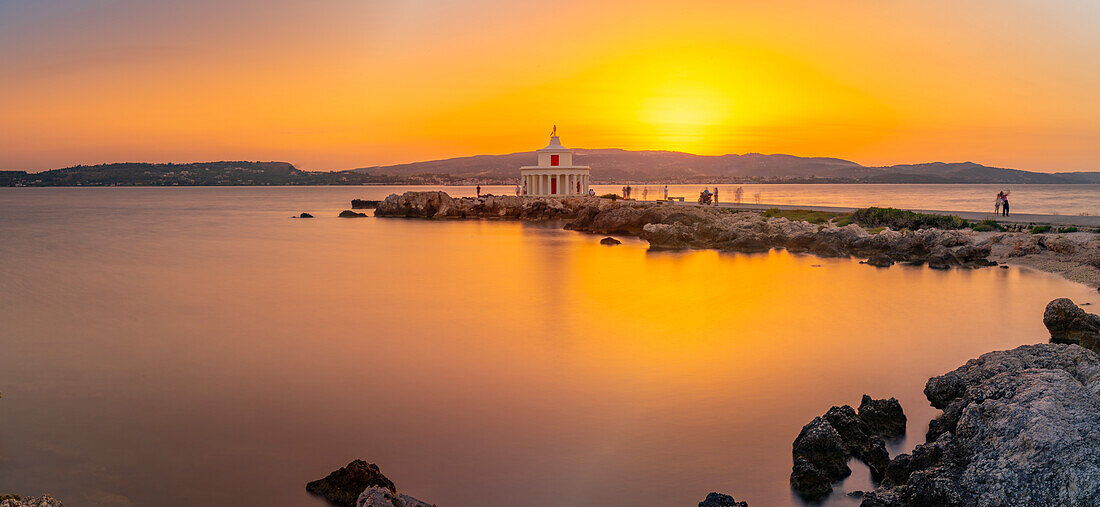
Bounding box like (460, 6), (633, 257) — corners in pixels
(374, 191), (458, 218)
(823, 405), (890, 480)
(1044, 298), (1100, 352)
(0, 495), (63, 507)
(356, 487), (435, 507)
(339, 210), (367, 218)
(790, 416), (850, 500)
(857, 395), (906, 438)
(697, 491), (748, 507)
(307, 460), (396, 507)
(864, 253), (894, 267)
(864, 344), (1100, 506)
(599, 237), (622, 246)
(298, 212), (314, 218)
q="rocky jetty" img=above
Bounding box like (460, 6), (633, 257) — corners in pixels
(858, 343), (1100, 506)
(370, 192), (1100, 286)
(0, 496), (63, 507)
(790, 397), (905, 500)
(698, 492), (748, 507)
(307, 460), (432, 507)
(1044, 298), (1100, 352)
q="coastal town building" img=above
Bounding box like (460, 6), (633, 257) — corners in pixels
(520, 128), (590, 196)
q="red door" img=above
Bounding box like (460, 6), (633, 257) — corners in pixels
(551, 176), (557, 194)
(551, 154), (559, 166)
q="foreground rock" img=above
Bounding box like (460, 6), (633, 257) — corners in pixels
(0, 496), (63, 507)
(790, 397), (903, 500)
(1044, 298), (1100, 352)
(857, 395), (906, 438)
(861, 343), (1100, 506)
(307, 460), (432, 507)
(307, 460), (396, 507)
(698, 492), (748, 506)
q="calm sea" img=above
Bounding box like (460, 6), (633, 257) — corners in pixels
(1, 186), (1098, 506)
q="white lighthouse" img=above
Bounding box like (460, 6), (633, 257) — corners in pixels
(520, 127), (590, 196)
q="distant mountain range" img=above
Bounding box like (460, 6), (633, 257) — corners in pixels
(353, 149), (1100, 184)
(4, 151), (1099, 186)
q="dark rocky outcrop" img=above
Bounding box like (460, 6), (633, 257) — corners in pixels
(1044, 298), (1100, 352)
(857, 395), (906, 438)
(791, 416), (850, 499)
(307, 460), (395, 507)
(862, 343), (1100, 506)
(298, 212), (314, 218)
(599, 237), (622, 246)
(698, 492), (748, 507)
(791, 397), (907, 500)
(308, 460), (433, 507)
(339, 210), (368, 218)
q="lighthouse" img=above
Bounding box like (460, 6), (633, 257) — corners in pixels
(520, 128), (591, 196)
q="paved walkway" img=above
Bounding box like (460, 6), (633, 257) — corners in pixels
(666, 201), (1100, 227)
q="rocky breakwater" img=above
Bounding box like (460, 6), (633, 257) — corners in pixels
(373, 192), (1001, 269)
(373, 191), (601, 221)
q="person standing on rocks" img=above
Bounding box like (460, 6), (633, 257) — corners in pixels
(735, 186), (744, 204)
(663, 185), (669, 200)
(995, 191), (1003, 215)
(1002, 190), (1011, 216)
(642, 186), (649, 201)
(515, 184), (520, 196)
(476, 184), (481, 198)
(714, 187), (719, 206)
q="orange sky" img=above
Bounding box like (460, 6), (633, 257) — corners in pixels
(1, 0), (1098, 172)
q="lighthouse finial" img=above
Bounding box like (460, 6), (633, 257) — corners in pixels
(551, 125), (557, 137)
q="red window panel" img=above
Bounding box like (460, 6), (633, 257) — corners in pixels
(550, 154), (559, 166)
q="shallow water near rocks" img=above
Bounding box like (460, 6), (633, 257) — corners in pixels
(1, 187), (1098, 506)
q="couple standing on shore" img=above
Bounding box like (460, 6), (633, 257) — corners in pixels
(995, 191), (1011, 216)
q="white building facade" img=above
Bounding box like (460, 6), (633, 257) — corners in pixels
(520, 134), (590, 196)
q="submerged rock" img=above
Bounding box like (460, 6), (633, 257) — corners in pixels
(599, 236), (622, 246)
(863, 343), (1100, 506)
(697, 492), (748, 507)
(298, 212), (314, 218)
(857, 395), (906, 438)
(863, 253), (894, 267)
(1044, 298), (1100, 352)
(339, 210), (368, 218)
(307, 460), (396, 507)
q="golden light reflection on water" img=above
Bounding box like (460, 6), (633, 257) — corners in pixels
(1, 188), (1098, 507)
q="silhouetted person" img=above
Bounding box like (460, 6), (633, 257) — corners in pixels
(476, 184), (481, 197)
